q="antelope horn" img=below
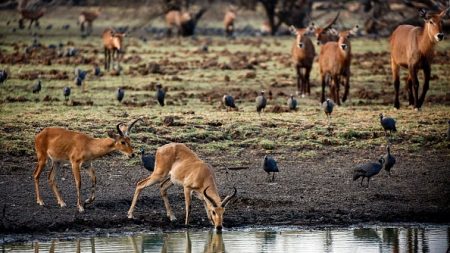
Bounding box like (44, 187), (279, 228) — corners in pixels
(323, 11), (340, 31)
(220, 187), (237, 207)
(203, 186), (218, 208)
(116, 122), (125, 137)
(125, 117), (143, 136)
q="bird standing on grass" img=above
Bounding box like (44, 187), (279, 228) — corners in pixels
(117, 87), (124, 103)
(222, 94), (236, 111)
(353, 157), (384, 187)
(156, 83), (165, 106)
(383, 144), (396, 176)
(74, 68), (87, 90)
(262, 155), (279, 182)
(0, 69), (8, 84)
(287, 94), (297, 111)
(63, 87), (71, 101)
(380, 113), (397, 136)
(256, 90), (267, 116)
(447, 120), (450, 141)
(94, 65), (101, 77)
(32, 79), (41, 93)
(140, 147), (155, 172)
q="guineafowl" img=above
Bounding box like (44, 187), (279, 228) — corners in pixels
(222, 94), (236, 111)
(0, 69), (8, 84)
(353, 157), (385, 187)
(32, 79), (41, 93)
(322, 99), (334, 118)
(117, 87), (124, 103)
(262, 155), (279, 182)
(140, 147), (155, 172)
(63, 87), (71, 101)
(287, 94), (297, 111)
(447, 120), (450, 141)
(75, 77), (83, 87)
(380, 113), (397, 135)
(383, 144), (396, 176)
(156, 83), (165, 106)
(94, 65), (101, 77)
(256, 90), (267, 116)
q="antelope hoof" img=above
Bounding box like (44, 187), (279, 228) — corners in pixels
(169, 215), (177, 222)
(127, 211), (134, 219)
(59, 202), (66, 208)
(78, 205), (85, 213)
(37, 200), (45, 206)
(84, 197), (95, 204)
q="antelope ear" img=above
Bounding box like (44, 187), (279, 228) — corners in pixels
(439, 7), (449, 17)
(419, 8), (430, 20)
(289, 25), (298, 35)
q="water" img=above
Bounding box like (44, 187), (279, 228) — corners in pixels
(1, 225), (449, 253)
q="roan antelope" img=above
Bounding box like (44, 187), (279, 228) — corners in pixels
(311, 12), (340, 45)
(102, 28), (125, 71)
(289, 25), (316, 97)
(127, 143), (237, 231)
(390, 8), (448, 110)
(78, 8), (101, 35)
(224, 6), (236, 37)
(319, 26), (358, 105)
(18, 8), (45, 29)
(33, 119), (141, 213)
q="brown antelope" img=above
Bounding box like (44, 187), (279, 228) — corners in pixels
(78, 8), (101, 35)
(224, 6), (237, 37)
(165, 9), (192, 37)
(18, 8), (45, 29)
(390, 8), (448, 110)
(127, 143), (237, 231)
(319, 26), (358, 105)
(311, 12), (340, 45)
(260, 20), (272, 35)
(289, 25), (316, 97)
(33, 119), (141, 213)
(102, 28), (125, 71)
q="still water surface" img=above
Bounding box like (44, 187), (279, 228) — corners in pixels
(2, 225), (449, 253)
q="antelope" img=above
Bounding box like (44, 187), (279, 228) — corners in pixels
(319, 26), (358, 105)
(390, 8), (448, 110)
(289, 25), (316, 97)
(78, 8), (101, 35)
(33, 118), (141, 213)
(165, 8), (207, 37)
(102, 28), (125, 71)
(127, 143), (237, 231)
(311, 12), (340, 45)
(224, 6), (236, 37)
(18, 8), (45, 29)
(260, 20), (272, 35)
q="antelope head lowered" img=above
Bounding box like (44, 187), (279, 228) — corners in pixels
(127, 143), (237, 231)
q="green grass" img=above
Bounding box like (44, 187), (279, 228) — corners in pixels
(0, 7), (449, 159)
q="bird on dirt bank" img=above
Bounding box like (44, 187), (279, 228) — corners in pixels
(380, 113), (397, 136)
(156, 83), (165, 106)
(117, 87), (124, 103)
(32, 79), (41, 93)
(262, 155), (279, 182)
(63, 87), (71, 101)
(0, 69), (8, 85)
(222, 94), (236, 111)
(140, 147), (155, 172)
(287, 94), (297, 111)
(383, 144), (396, 176)
(256, 90), (267, 116)
(353, 157), (385, 187)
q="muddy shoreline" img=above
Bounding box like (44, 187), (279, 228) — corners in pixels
(1, 147), (449, 240)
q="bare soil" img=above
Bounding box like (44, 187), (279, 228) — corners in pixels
(1, 147), (449, 236)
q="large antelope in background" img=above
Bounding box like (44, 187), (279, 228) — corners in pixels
(78, 8), (101, 35)
(224, 6), (237, 37)
(165, 7), (207, 37)
(319, 26), (358, 105)
(33, 119), (141, 212)
(102, 28), (125, 70)
(18, 8), (45, 29)
(289, 25), (316, 97)
(390, 8), (448, 110)
(127, 143), (237, 231)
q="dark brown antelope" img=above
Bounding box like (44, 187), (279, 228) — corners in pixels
(18, 8), (45, 29)
(289, 25), (316, 97)
(390, 8), (448, 110)
(33, 119), (141, 212)
(127, 143), (237, 231)
(78, 8), (101, 35)
(319, 27), (358, 105)
(102, 28), (125, 71)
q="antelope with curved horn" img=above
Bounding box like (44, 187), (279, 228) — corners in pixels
(390, 8), (448, 110)
(289, 25), (316, 97)
(127, 143), (237, 231)
(311, 12), (340, 45)
(33, 118), (142, 212)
